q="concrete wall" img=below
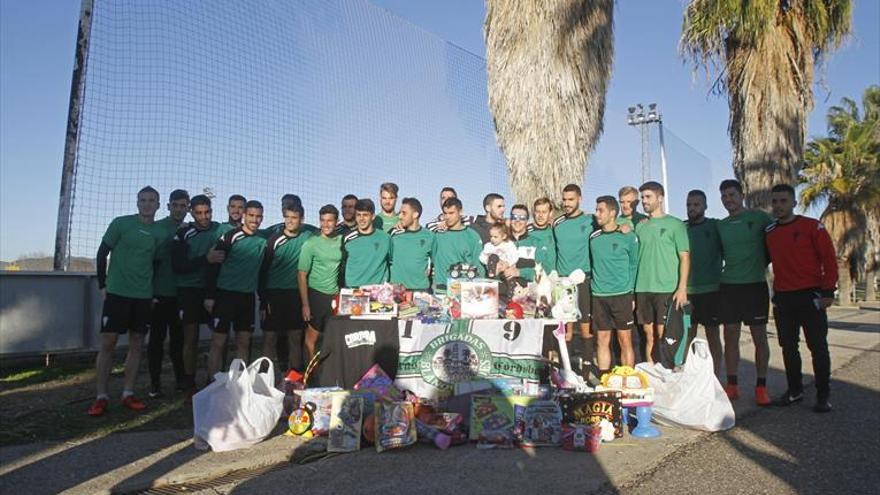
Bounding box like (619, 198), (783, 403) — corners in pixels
(0, 271), (104, 356)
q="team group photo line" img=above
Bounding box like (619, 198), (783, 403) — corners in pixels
(88, 178), (837, 417)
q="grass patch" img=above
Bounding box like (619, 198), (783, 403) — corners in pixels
(0, 395), (193, 446)
(0, 364), (92, 391)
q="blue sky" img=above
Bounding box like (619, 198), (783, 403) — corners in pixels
(1, 0), (877, 261)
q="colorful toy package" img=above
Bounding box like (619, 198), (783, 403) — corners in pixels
(519, 400), (562, 447)
(353, 364), (403, 411)
(469, 394), (533, 442)
(297, 386), (342, 436)
(328, 392), (364, 453)
(447, 279), (499, 319)
(375, 401), (417, 453)
(558, 391), (623, 439)
(561, 424), (600, 452)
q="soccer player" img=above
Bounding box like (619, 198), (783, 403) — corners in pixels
(342, 199), (391, 287)
(470, 193), (506, 243)
(218, 194), (246, 235)
(617, 185), (649, 229)
(685, 189), (724, 377)
(389, 197), (434, 290)
(527, 197), (557, 274)
(717, 179), (773, 405)
(553, 184), (598, 377)
(148, 188), (189, 398)
(427, 187), (474, 232)
(374, 182), (400, 232)
(172, 194), (223, 393)
(505, 205), (538, 282)
(259, 202), (313, 372)
(204, 200), (267, 379)
(298, 205), (344, 360)
(431, 197), (484, 292)
(765, 184), (837, 412)
(261, 194), (318, 237)
(590, 196), (639, 372)
(634, 181), (690, 364)
(88, 186), (161, 416)
(335, 194), (358, 236)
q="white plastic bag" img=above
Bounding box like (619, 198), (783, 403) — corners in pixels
(193, 357), (285, 452)
(636, 339), (735, 432)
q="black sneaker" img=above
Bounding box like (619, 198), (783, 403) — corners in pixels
(771, 390), (803, 407)
(148, 386), (163, 399)
(813, 398), (832, 413)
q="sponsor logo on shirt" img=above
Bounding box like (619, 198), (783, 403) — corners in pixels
(345, 330), (377, 348)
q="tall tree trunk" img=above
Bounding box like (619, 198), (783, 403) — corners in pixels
(837, 257), (853, 306)
(727, 19), (814, 210)
(865, 267), (877, 302)
(485, 0), (614, 208)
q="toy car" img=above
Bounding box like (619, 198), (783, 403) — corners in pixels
(449, 262), (478, 279)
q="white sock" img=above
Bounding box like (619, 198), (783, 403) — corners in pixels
(122, 390), (135, 399)
(97, 394), (110, 401)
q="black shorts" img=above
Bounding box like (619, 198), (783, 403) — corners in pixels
(689, 291), (721, 326)
(636, 292), (672, 326)
(591, 294), (635, 330)
(720, 282), (769, 326)
(264, 288), (305, 332)
(178, 287), (210, 325)
(212, 290), (255, 334)
(101, 293), (152, 334)
(307, 288), (336, 333)
(576, 281), (591, 323)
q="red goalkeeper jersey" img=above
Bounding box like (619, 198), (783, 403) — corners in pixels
(765, 216), (838, 297)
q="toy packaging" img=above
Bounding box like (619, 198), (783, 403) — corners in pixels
(558, 391), (624, 439)
(328, 392), (364, 453)
(519, 400), (563, 447)
(375, 401), (417, 453)
(354, 364), (403, 403)
(561, 423), (600, 452)
(336, 289), (370, 316)
(596, 366), (654, 406)
(296, 386), (343, 436)
(468, 394), (533, 441)
(447, 279), (499, 319)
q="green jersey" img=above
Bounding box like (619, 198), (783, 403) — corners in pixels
(298, 234), (343, 295)
(102, 214), (159, 299)
(526, 223), (557, 274)
(259, 229), (314, 290)
(342, 228), (391, 287)
(152, 216), (182, 297)
(431, 227), (484, 290)
(373, 212), (400, 233)
(589, 228), (639, 296)
(389, 226), (434, 289)
(209, 228), (267, 294)
(553, 212), (596, 277)
(718, 209), (773, 284)
(217, 221), (240, 236)
(634, 214), (690, 293)
(687, 218), (723, 294)
(173, 221), (221, 288)
(617, 211), (649, 230)
(512, 232), (541, 282)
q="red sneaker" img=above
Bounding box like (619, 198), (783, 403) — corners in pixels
(755, 386), (771, 406)
(121, 395), (147, 411)
(88, 398), (109, 417)
(724, 384), (740, 400)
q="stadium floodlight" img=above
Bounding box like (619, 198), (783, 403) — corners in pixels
(627, 102), (670, 211)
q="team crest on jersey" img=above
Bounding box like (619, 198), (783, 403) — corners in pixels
(612, 243), (619, 251)
(660, 228), (667, 237)
(747, 221), (754, 230)
(374, 242), (380, 250)
(793, 231), (801, 241)
(420, 239), (426, 247)
(419, 331), (492, 389)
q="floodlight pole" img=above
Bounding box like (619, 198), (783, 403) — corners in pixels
(658, 118), (670, 213)
(54, 0), (94, 271)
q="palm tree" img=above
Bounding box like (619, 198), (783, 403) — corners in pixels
(484, 0), (614, 208)
(800, 86), (880, 305)
(681, 0), (852, 209)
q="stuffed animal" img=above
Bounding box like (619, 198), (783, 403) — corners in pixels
(534, 264), (554, 317)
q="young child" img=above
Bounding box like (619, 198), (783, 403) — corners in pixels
(479, 223), (519, 278)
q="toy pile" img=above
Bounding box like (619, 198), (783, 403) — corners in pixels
(283, 356), (661, 454)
